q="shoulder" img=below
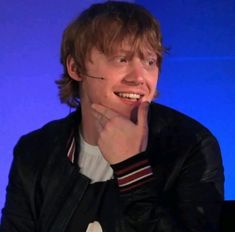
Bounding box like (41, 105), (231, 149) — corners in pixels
(148, 102), (222, 163)
(149, 102), (214, 139)
(13, 110), (80, 162)
(148, 103), (223, 181)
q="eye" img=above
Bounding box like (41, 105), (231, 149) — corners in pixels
(116, 56), (128, 63)
(109, 56), (128, 67)
(147, 58), (157, 66)
(143, 58), (157, 70)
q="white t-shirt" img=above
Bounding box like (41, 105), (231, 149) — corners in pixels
(78, 133), (113, 183)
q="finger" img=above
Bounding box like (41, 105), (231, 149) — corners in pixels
(95, 119), (103, 134)
(91, 103), (119, 120)
(137, 101), (150, 127)
(92, 108), (109, 128)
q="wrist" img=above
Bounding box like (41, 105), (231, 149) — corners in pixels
(111, 152), (154, 193)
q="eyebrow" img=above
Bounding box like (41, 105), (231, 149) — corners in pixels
(111, 48), (157, 57)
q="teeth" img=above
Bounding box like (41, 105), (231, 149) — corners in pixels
(116, 92), (142, 100)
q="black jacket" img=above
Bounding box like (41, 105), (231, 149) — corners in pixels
(0, 103), (224, 231)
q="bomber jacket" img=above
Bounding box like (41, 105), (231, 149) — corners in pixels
(0, 103), (224, 231)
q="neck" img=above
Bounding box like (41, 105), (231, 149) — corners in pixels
(80, 104), (99, 146)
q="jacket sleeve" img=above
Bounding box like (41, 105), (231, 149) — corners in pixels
(0, 138), (36, 232)
(111, 134), (224, 232)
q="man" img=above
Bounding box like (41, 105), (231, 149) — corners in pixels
(0, 1), (224, 231)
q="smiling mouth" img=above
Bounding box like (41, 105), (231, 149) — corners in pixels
(114, 92), (144, 101)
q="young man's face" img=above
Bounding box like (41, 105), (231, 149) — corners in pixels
(79, 42), (159, 120)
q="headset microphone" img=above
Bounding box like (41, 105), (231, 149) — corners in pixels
(80, 73), (105, 80)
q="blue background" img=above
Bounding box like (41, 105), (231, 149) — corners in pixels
(1, 0), (234, 218)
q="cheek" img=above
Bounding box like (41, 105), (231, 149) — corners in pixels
(84, 80), (112, 101)
(146, 75), (158, 100)
(148, 76), (158, 92)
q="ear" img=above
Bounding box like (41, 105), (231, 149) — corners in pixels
(66, 55), (82, 81)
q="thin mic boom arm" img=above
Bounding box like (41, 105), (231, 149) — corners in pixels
(80, 73), (105, 80)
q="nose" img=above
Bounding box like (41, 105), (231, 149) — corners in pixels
(122, 60), (145, 86)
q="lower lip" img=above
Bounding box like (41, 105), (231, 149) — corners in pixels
(117, 96), (142, 106)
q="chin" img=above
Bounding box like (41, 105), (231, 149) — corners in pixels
(114, 104), (139, 122)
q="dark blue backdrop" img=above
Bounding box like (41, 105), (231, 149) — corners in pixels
(0, 0), (234, 218)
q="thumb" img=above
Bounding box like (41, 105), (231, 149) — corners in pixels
(137, 101), (150, 127)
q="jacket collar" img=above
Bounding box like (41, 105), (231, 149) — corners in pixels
(38, 108), (91, 232)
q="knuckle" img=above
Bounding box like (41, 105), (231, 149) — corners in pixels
(104, 121), (112, 131)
